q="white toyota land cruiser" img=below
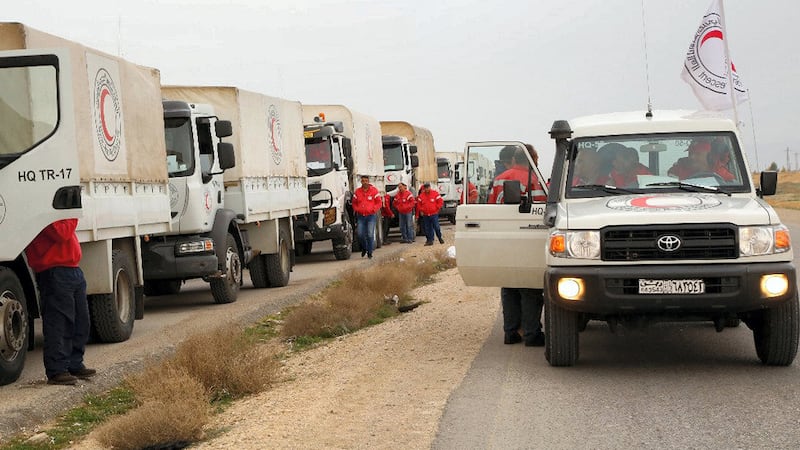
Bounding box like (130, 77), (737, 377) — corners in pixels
(456, 110), (798, 367)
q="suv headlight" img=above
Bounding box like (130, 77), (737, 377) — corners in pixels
(740, 225), (791, 256)
(549, 230), (601, 259)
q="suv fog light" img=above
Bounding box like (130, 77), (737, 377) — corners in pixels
(558, 278), (584, 300)
(761, 274), (789, 298)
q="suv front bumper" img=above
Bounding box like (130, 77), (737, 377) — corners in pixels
(545, 262), (796, 315)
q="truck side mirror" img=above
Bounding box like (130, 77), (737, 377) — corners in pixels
(217, 142), (236, 170)
(215, 120), (233, 138)
(410, 155), (419, 168)
(759, 171), (778, 197)
(409, 145), (418, 154)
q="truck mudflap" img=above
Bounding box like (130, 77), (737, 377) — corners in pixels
(545, 262), (797, 315)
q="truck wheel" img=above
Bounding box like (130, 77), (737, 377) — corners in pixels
(143, 279), (181, 296)
(210, 233), (241, 304)
(0, 268), (28, 386)
(90, 250), (136, 343)
(334, 216), (353, 260)
(249, 254), (269, 288)
(753, 293), (799, 366)
(544, 297), (580, 367)
(265, 229), (291, 287)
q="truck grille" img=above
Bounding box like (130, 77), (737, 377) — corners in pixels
(602, 224), (738, 261)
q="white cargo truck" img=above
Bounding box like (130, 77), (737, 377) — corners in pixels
(435, 151), (464, 224)
(0, 23), (171, 384)
(295, 105), (384, 259)
(379, 121), (437, 235)
(144, 86), (308, 301)
(456, 110), (798, 367)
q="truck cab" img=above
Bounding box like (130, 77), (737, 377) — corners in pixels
(436, 153), (463, 224)
(141, 100), (241, 302)
(456, 110), (798, 367)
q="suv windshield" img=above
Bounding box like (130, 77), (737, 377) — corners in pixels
(566, 132), (748, 197)
(0, 61), (58, 166)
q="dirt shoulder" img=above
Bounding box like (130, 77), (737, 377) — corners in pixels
(75, 231), (499, 449)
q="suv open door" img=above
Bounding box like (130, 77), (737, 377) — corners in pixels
(455, 141), (549, 288)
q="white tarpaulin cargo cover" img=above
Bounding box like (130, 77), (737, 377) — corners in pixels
(379, 121), (437, 185)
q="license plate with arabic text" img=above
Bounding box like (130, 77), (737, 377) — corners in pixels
(638, 279), (705, 294)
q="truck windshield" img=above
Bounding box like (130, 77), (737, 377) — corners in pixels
(438, 161), (451, 178)
(306, 138), (334, 176)
(566, 132), (749, 197)
(0, 63), (58, 165)
(163, 117), (195, 177)
(383, 144), (404, 171)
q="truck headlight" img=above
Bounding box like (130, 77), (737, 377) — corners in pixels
(740, 225), (791, 256)
(549, 231), (601, 259)
(176, 238), (214, 255)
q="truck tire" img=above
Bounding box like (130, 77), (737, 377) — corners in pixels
(210, 233), (241, 304)
(249, 254), (269, 288)
(265, 229), (291, 287)
(89, 250), (136, 343)
(753, 293), (799, 366)
(143, 279), (181, 297)
(544, 297), (580, 367)
(334, 216), (353, 261)
(0, 268), (28, 386)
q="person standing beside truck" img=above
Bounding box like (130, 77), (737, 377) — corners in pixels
(25, 219), (96, 385)
(488, 147), (547, 204)
(394, 182), (417, 243)
(417, 182), (444, 246)
(352, 175), (383, 259)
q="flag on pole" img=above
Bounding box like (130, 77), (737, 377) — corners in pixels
(680, 0), (749, 111)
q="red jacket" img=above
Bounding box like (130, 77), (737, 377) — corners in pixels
(352, 184), (383, 216)
(417, 188), (443, 216)
(394, 189), (416, 214)
(488, 165), (546, 204)
(25, 219), (82, 273)
(381, 194), (395, 218)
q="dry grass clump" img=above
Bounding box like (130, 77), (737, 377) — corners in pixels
(281, 249), (456, 341)
(169, 325), (280, 401)
(93, 366), (209, 450)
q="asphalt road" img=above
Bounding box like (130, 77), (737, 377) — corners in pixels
(0, 234), (411, 439)
(434, 210), (800, 449)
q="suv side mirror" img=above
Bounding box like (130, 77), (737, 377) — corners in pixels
(217, 142), (236, 170)
(759, 171), (778, 197)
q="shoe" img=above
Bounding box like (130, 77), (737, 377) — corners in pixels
(361, 250), (366, 257)
(424, 242), (433, 246)
(69, 367), (97, 379)
(504, 332), (522, 345)
(438, 237), (445, 244)
(47, 372), (78, 386)
(525, 332), (546, 347)
(367, 253), (373, 259)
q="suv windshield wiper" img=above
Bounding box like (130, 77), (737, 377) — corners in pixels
(646, 181), (732, 196)
(572, 184), (635, 194)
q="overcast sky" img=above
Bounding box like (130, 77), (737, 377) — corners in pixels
(5, 0), (799, 173)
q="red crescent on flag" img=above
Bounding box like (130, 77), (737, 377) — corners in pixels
(100, 88), (114, 143)
(270, 118), (280, 153)
(700, 29), (723, 46)
(629, 196), (654, 208)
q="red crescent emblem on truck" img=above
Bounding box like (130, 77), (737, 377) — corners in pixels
(100, 87), (114, 143)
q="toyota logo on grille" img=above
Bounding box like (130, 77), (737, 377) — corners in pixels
(657, 234), (682, 252)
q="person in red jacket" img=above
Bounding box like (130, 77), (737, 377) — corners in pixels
(417, 182), (444, 246)
(351, 175), (383, 258)
(393, 182), (417, 243)
(610, 146), (651, 187)
(488, 147), (546, 204)
(25, 219), (96, 385)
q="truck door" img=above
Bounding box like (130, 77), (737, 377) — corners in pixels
(455, 141), (549, 288)
(0, 49), (81, 261)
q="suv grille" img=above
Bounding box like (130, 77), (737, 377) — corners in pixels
(602, 224), (738, 261)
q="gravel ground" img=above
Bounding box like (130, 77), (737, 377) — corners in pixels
(74, 229), (500, 449)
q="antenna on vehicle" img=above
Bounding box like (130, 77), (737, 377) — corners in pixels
(640, 0), (653, 118)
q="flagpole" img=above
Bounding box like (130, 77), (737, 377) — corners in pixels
(718, 0), (742, 130)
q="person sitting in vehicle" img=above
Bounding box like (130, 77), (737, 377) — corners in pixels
(668, 140), (714, 180)
(709, 145), (736, 182)
(572, 148), (610, 186)
(609, 146), (651, 188)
